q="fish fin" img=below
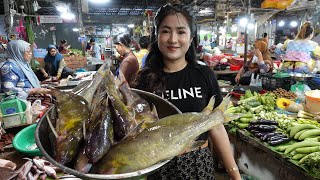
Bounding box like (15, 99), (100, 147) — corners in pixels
(123, 122), (144, 140)
(202, 95), (216, 115)
(179, 140), (207, 155)
(223, 113), (244, 123)
(151, 104), (159, 121)
(216, 94), (231, 112)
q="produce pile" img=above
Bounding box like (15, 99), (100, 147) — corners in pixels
(44, 64), (236, 176)
(226, 89), (320, 177)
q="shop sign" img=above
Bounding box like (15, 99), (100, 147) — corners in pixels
(33, 48), (47, 58)
(39, 16), (63, 24)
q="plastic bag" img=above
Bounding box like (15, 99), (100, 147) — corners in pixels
(31, 100), (46, 115)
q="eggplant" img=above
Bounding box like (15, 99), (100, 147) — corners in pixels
(254, 132), (269, 138)
(251, 125), (277, 132)
(268, 137), (291, 146)
(267, 134), (287, 141)
(250, 119), (278, 126)
(260, 132), (283, 141)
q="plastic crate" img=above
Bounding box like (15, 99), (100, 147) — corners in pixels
(260, 73), (294, 91)
(0, 100), (32, 129)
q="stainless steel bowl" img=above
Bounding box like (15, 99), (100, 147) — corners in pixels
(289, 73), (313, 81)
(35, 89), (181, 180)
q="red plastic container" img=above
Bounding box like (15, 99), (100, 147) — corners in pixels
(230, 64), (241, 71)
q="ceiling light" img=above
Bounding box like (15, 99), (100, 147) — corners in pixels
(278, 20), (285, 27)
(239, 17), (248, 27)
(89, 0), (110, 3)
(290, 21), (298, 27)
(127, 24), (134, 28)
(57, 5), (68, 13)
(73, 28), (79, 32)
(61, 12), (75, 20)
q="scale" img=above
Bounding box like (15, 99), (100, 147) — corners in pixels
(289, 73), (313, 92)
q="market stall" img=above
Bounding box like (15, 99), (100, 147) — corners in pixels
(225, 87), (320, 180)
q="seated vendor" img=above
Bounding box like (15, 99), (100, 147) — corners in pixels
(283, 21), (320, 74)
(58, 39), (70, 54)
(0, 40), (48, 99)
(44, 45), (74, 79)
(235, 40), (273, 85)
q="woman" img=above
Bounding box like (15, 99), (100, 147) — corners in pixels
(113, 34), (139, 84)
(0, 40), (47, 99)
(283, 21), (320, 73)
(235, 40), (273, 85)
(132, 3), (240, 180)
(44, 45), (74, 79)
(134, 36), (150, 68)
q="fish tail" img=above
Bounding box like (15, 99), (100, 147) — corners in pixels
(216, 94), (231, 112)
(202, 96), (215, 115)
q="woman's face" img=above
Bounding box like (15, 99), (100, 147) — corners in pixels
(115, 43), (125, 56)
(49, 48), (57, 56)
(157, 13), (193, 63)
(23, 47), (32, 62)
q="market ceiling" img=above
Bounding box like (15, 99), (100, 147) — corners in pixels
(0, 0), (318, 24)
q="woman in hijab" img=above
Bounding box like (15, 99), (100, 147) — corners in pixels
(235, 40), (273, 85)
(0, 40), (48, 99)
(44, 45), (73, 79)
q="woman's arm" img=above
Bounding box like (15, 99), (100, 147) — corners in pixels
(57, 59), (67, 79)
(1, 64), (29, 99)
(209, 125), (241, 180)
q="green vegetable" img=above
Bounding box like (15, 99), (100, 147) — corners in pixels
(238, 96), (260, 105)
(292, 154), (307, 160)
(298, 129), (320, 140)
(289, 124), (318, 138)
(293, 129), (308, 139)
(284, 141), (320, 155)
(299, 152), (320, 164)
(295, 146), (320, 154)
(239, 117), (256, 123)
(297, 110), (316, 119)
(250, 105), (264, 114)
(237, 123), (249, 129)
(277, 145), (290, 152)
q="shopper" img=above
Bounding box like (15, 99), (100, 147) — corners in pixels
(262, 32), (269, 47)
(44, 45), (74, 79)
(113, 34), (139, 84)
(134, 36), (150, 68)
(235, 40), (273, 85)
(132, 3), (240, 180)
(89, 38), (101, 59)
(199, 35), (211, 47)
(281, 34), (294, 52)
(58, 39), (70, 54)
(0, 40), (48, 99)
(283, 21), (320, 73)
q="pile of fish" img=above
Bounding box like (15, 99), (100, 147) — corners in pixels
(46, 63), (239, 175)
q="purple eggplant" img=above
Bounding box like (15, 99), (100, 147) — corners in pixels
(268, 137), (291, 146)
(251, 125), (277, 132)
(250, 119), (278, 125)
(261, 132), (283, 141)
(268, 134), (287, 141)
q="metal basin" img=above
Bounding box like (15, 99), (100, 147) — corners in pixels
(35, 89), (181, 180)
(289, 73), (313, 82)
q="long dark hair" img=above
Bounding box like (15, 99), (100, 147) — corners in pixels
(132, 3), (198, 92)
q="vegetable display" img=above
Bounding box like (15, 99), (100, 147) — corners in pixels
(227, 89), (320, 178)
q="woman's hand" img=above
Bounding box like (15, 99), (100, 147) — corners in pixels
(254, 48), (263, 62)
(29, 88), (50, 95)
(235, 73), (241, 83)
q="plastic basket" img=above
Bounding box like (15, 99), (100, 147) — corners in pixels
(0, 100), (32, 129)
(260, 73), (294, 91)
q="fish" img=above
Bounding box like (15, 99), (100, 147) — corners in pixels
(72, 63), (109, 108)
(85, 101), (114, 163)
(74, 146), (92, 173)
(49, 89), (90, 165)
(118, 75), (158, 129)
(93, 96), (241, 174)
(105, 70), (137, 140)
